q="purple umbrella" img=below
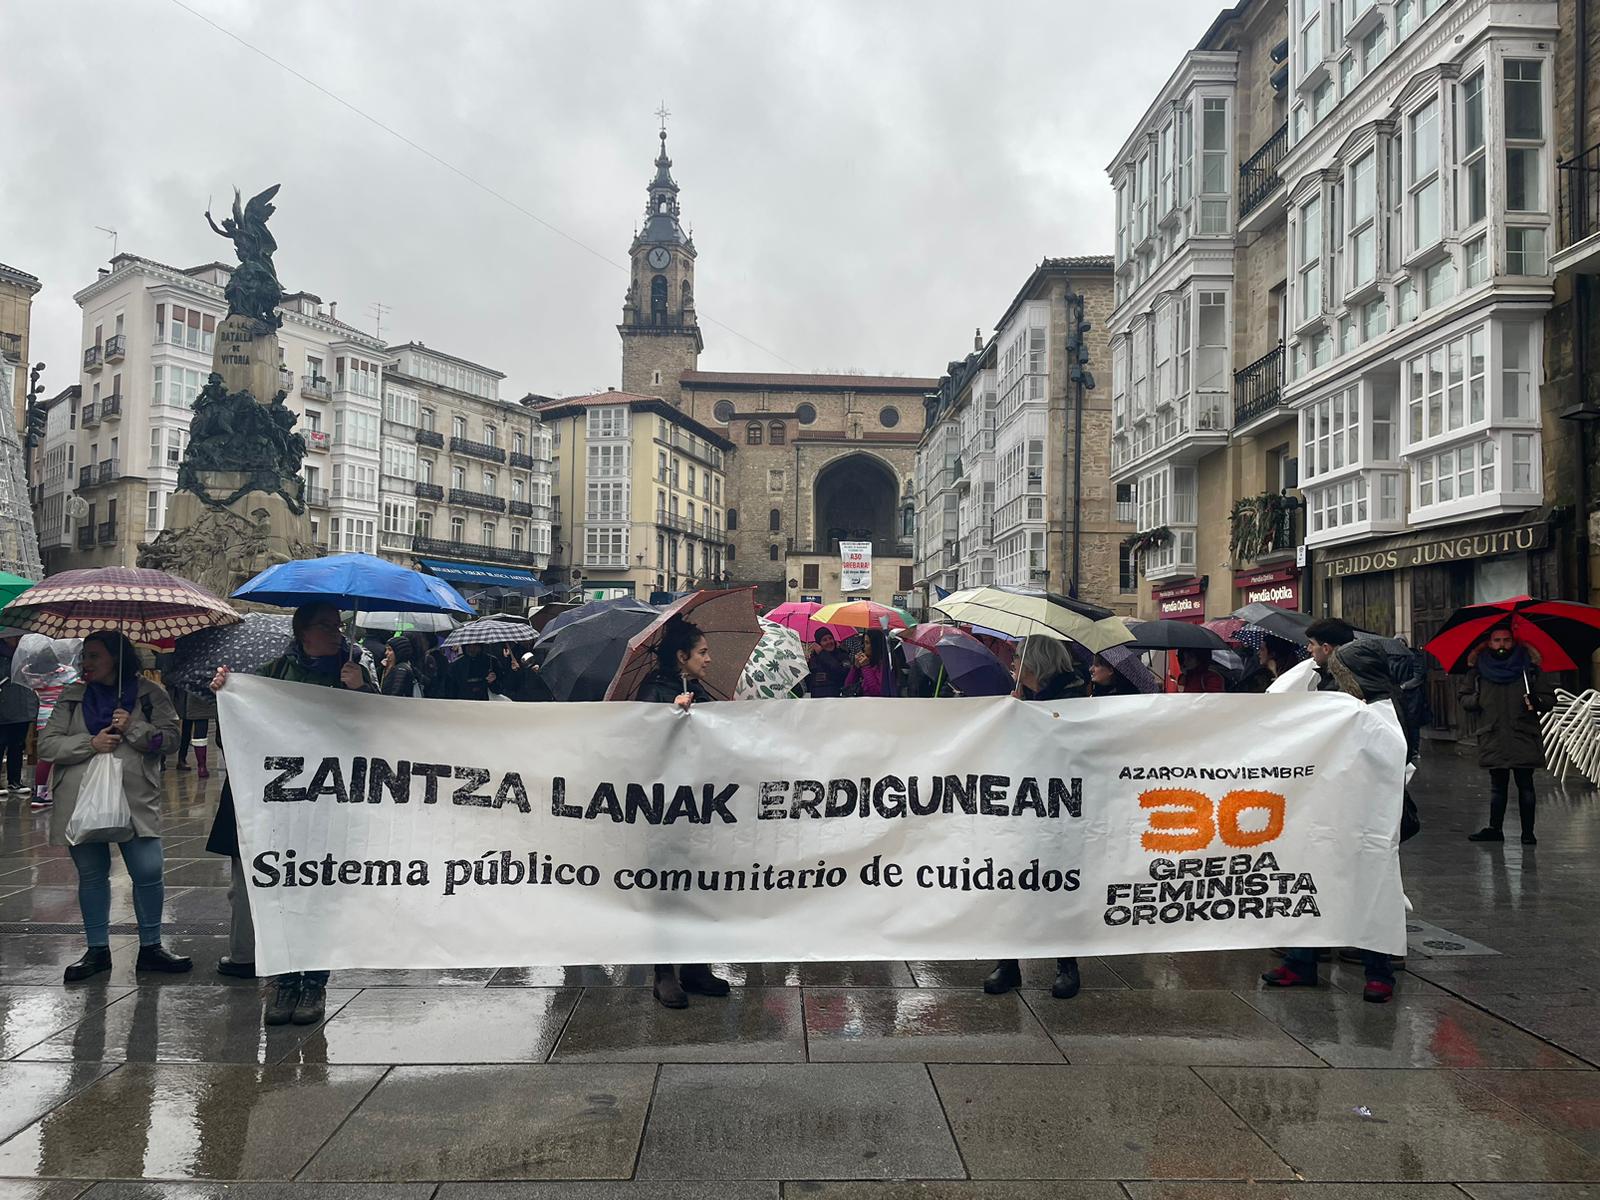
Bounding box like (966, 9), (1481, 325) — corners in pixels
(901, 626), (1014, 697)
(1062, 640), (1161, 694)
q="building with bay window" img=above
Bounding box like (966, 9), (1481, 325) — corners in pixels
(60, 254), (386, 569)
(1282, 0), (1561, 665)
(1110, 0), (1294, 621)
(377, 342), (553, 607)
(914, 336), (997, 607)
(536, 390), (732, 600)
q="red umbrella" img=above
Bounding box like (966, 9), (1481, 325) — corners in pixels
(605, 587), (763, 701)
(1202, 616), (1247, 649)
(1422, 596), (1600, 673)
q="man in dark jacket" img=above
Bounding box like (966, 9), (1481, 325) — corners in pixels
(0, 637), (38, 796)
(1263, 617), (1402, 1003)
(1463, 624), (1544, 845)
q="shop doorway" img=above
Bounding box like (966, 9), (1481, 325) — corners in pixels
(1340, 571), (1395, 636)
(1412, 563), (1472, 736)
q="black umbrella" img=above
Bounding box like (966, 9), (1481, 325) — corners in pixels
(1230, 602), (1315, 643)
(538, 606), (659, 701)
(167, 613), (294, 697)
(538, 597), (658, 642)
(1126, 619), (1230, 651)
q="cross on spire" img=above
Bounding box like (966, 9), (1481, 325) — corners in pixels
(655, 102), (671, 134)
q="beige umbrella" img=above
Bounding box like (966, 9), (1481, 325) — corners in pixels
(931, 586), (1133, 653)
(604, 586), (763, 702)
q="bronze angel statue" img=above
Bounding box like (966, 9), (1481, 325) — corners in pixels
(206, 184), (285, 329)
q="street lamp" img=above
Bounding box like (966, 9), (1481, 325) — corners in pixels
(23, 362), (45, 488)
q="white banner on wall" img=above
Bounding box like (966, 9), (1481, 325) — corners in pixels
(839, 541), (872, 593)
(219, 676), (1410, 975)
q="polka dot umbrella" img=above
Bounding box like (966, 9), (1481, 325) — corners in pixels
(0, 567), (241, 690)
(0, 567), (239, 643)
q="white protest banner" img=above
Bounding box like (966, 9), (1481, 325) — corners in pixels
(219, 676), (1409, 974)
(839, 541), (872, 593)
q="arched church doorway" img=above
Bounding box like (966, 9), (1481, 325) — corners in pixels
(813, 454), (901, 553)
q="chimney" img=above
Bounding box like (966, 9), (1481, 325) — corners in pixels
(328, 301), (338, 320)
(973, 327), (982, 352)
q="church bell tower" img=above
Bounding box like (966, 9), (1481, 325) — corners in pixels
(619, 121), (702, 404)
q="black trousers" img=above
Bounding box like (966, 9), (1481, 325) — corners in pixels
(178, 718), (209, 762)
(0, 722), (29, 787)
(1487, 767), (1536, 833)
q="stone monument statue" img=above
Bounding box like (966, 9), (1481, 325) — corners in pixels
(140, 184), (320, 594)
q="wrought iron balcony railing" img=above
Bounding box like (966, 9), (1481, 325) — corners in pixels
(449, 436), (506, 463)
(415, 428), (444, 448)
(414, 482), (444, 501)
(103, 334), (126, 361)
(1239, 121), (1289, 220)
(448, 487), (506, 513)
(1233, 343), (1285, 428)
(1560, 141), (1600, 250)
(83, 345), (102, 371)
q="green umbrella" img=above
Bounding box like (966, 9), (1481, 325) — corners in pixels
(0, 571), (35, 609)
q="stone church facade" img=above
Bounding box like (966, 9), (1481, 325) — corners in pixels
(614, 129), (935, 607)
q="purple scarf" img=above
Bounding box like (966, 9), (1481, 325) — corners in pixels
(1476, 644), (1536, 686)
(82, 677), (139, 735)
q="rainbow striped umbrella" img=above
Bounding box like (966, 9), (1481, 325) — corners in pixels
(811, 599), (912, 632)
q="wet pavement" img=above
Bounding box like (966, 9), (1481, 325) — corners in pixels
(0, 742), (1597, 1196)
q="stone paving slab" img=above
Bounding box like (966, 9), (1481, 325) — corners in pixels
(636, 1063), (963, 1180)
(1100, 951), (1285, 991)
(0, 1182), (92, 1199)
(15, 986), (356, 1065)
(553, 986), (804, 1063)
(1241, 991), (1591, 1070)
(301, 1063), (656, 1181)
(0, 1064), (384, 1180)
(1465, 992), (1600, 1064)
(489, 965), (656, 988)
(1457, 1069), (1600, 1157)
(1120, 1185), (1468, 1198)
(284, 987), (578, 1064)
(0, 938), (139, 986)
(931, 1063), (1292, 1180)
(1459, 1185), (1600, 1198)
(904, 958), (1127, 990)
(80, 1185), (432, 1198)
(803, 988), (1061, 1063)
(438, 1185), (780, 1198)
(0, 1063), (116, 1146)
(1025, 989), (1324, 1067)
(0, 987), (135, 1059)
(1197, 1066), (1600, 1182)
(780, 1184), (1127, 1198)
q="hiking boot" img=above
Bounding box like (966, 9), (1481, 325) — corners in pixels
(982, 959), (1022, 995)
(678, 963), (729, 997)
(1468, 827), (1505, 842)
(63, 946), (112, 983)
(1051, 957), (1081, 1000)
(1363, 980), (1395, 1004)
(292, 979), (326, 1025)
(136, 944), (192, 973)
(653, 969), (688, 1010)
(216, 956), (256, 979)
(264, 978), (301, 1026)
(1261, 964), (1318, 988)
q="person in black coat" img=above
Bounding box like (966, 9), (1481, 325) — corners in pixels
(633, 617), (729, 1008)
(380, 637), (422, 698)
(984, 633), (1084, 1001)
(1087, 653), (1137, 697)
(805, 629), (851, 698)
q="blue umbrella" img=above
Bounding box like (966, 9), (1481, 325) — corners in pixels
(233, 553), (473, 615)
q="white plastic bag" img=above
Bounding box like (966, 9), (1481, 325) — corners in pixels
(64, 753), (133, 845)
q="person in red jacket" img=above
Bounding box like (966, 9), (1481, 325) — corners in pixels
(1175, 648), (1227, 693)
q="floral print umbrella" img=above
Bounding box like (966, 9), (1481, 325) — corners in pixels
(736, 617), (810, 700)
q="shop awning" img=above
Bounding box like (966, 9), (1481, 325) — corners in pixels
(416, 558), (549, 596)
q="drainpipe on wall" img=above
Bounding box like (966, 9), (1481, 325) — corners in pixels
(1576, 0), (1592, 608)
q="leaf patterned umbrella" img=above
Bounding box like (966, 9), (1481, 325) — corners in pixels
(0, 567), (240, 642)
(736, 617), (810, 700)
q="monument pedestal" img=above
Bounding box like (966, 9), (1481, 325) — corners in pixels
(142, 472), (317, 601)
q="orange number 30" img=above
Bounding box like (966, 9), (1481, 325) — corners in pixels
(1139, 788), (1285, 852)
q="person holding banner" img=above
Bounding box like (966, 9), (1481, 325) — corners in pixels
(209, 601), (377, 1026)
(984, 633), (1085, 1001)
(1263, 617), (1401, 1003)
(634, 617), (733, 1008)
(41, 631), (187, 982)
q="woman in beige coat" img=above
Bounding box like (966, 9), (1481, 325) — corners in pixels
(39, 630), (187, 983)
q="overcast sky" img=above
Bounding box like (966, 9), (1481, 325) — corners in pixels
(4, 0), (1219, 402)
